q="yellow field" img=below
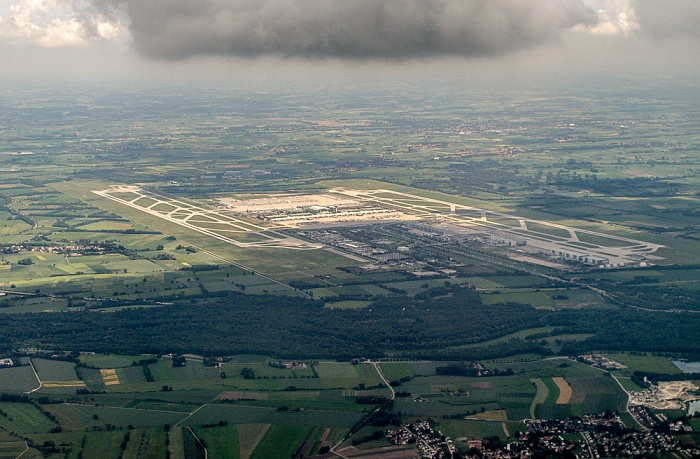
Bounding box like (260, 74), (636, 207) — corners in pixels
(42, 381), (86, 388)
(471, 409), (508, 421)
(100, 368), (120, 386)
(553, 377), (573, 404)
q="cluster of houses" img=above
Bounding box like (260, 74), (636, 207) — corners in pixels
(1, 242), (111, 256)
(386, 411), (697, 459)
(386, 420), (456, 458)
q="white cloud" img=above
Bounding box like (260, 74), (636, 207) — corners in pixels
(579, 0), (639, 36)
(0, 0), (122, 47)
(37, 17), (85, 47)
(95, 21), (118, 40)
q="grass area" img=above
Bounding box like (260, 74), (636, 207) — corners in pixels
(168, 427), (186, 459)
(530, 378), (549, 419)
(0, 441), (31, 459)
(183, 404), (363, 429)
(377, 363), (414, 382)
(526, 222), (572, 238)
(0, 366), (40, 392)
(567, 377), (628, 414)
(31, 359), (82, 387)
(70, 430), (125, 459)
(314, 362), (360, 380)
(249, 424), (312, 459)
(435, 418), (514, 441)
(76, 367), (106, 392)
(79, 354), (143, 369)
(115, 366), (147, 385)
(0, 402), (57, 434)
(223, 362), (314, 379)
(576, 232), (636, 247)
(602, 354), (682, 375)
(193, 424), (240, 459)
(612, 374), (644, 392)
(237, 423), (269, 459)
(53, 404), (188, 429)
(122, 428), (168, 459)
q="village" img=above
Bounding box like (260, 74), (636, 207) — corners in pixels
(387, 412), (699, 459)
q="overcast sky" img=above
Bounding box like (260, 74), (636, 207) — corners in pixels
(1, 0), (699, 87)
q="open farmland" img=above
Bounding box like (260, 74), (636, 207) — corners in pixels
(0, 402), (57, 434)
(0, 352), (678, 456)
(192, 424), (240, 459)
(29, 359), (85, 392)
(0, 366), (40, 392)
(181, 404), (363, 428)
(52, 403), (188, 429)
(31, 359), (79, 382)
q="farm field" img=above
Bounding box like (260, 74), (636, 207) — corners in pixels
(0, 353), (641, 457)
(601, 353), (683, 375)
(0, 366), (40, 392)
(0, 402), (57, 434)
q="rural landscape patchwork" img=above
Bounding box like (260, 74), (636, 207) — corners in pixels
(1, 79), (699, 458)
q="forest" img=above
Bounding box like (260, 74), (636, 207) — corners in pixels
(1, 289), (698, 361)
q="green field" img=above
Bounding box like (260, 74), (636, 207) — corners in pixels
(53, 404), (188, 429)
(79, 354), (143, 369)
(0, 366), (40, 392)
(30, 359), (84, 392)
(122, 428), (168, 459)
(249, 425), (313, 459)
(436, 418), (516, 441)
(0, 402), (57, 434)
(193, 424), (240, 459)
(602, 354), (682, 375)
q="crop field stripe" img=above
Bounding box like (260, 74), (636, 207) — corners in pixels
(530, 378), (548, 419)
(249, 424), (313, 459)
(100, 369), (120, 386)
(191, 424), (240, 459)
(552, 377), (573, 404)
(239, 423), (270, 459)
(542, 378), (562, 407)
(168, 427), (186, 459)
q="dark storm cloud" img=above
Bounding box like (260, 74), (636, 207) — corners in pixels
(634, 0), (700, 41)
(85, 0), (597, 60)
